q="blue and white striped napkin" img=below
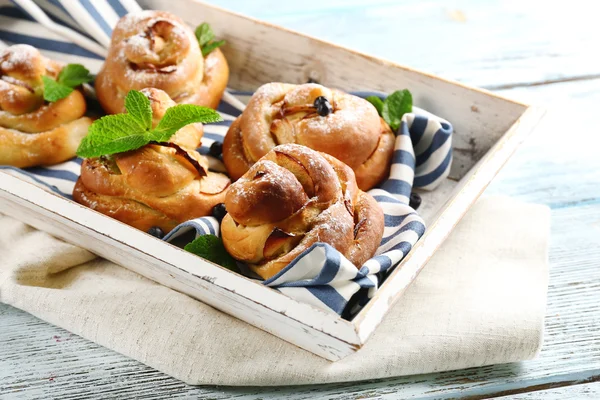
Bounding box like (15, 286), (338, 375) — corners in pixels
(0, 0), (453, 317)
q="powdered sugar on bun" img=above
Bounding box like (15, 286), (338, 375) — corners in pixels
(0, 44), (91, 168)
(223, 83), (395, 190)
(221, 144), (384, 280)
(95, 10), (229, 114)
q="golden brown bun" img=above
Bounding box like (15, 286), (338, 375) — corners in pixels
(0, 44), (92, 167)
(73, 88), (230, 233)
(221, 144), (384, 280)
(222, 83), (394, 191)
(96, 10), (229, 114)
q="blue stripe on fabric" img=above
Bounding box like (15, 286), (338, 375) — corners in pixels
(24, 166), (79, 182)
(1, 5), (34, 20)
(210, 119), (235, 127)
(305, 286), (348, 315)
(264, 243), (332, 285)
(409, 115), (428, 146)
(414, 150), (452, 187)
(387, 240), (414, 255)
(79, 0), (113, 36)
(347, 91), (386, 101)
(372, 255), (393, 271)
(353, 276), (376, 288)
(204, 218), (216, 235)
(217, 102), (244, 118)
(380, 220), (426, 246)
(384, 213), (410, 227)
(415, 126), (452, 166)
(106, 0), (129, 17)
(9, 1), (93, 39)
(274, 245), (343, 287)
(197, 147), (210, 156)
(0, 166), (72, 198)
(378, 178), (412, 200)
(371, 194), (402, 204)
(202, 132), (226, 142)
(46, 0), (69, 13)
(0, 30), (103, 59)
(309, 246), (342, 285)
(392, 149), (415, 167)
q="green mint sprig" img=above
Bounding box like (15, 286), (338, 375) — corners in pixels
(184, 235), (238, 271)
(366, 89), (413, 132)
(76, 90), (223, 158)
(195, 23), (226, 57)
(42, 64), (93, 102)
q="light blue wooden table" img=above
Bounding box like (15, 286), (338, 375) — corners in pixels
(2, 1), (600, 398)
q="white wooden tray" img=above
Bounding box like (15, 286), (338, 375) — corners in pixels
(0, 0), (544, 361)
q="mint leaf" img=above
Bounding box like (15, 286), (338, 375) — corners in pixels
(43, 63), (93, 102)
(149, 104), (222, 142)
(77, 90), (224, 158)
(195, 23), (214, 47)
(381, 89), (412, 131)
(195, 22), (225, 56)
(42, 76), (74, 102)
(57, 64), (93, 87)
(366, 96), (384, 115)
(76, 114), (149, 158)
(201, 40), (225, 57)
(124, 89), (153, 131)
(184, 235), (238, 271)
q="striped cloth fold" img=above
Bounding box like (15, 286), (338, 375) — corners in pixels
(0, 0), (453, 317)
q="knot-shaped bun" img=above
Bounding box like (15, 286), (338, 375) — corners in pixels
(221, 144), (384, 280)
(223, 83), (395, 190)
(0, 44), (91, 167)
(73, 88), (230, 233)
(95, 11), (229, 114)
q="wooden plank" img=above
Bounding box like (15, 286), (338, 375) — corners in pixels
(202, 0), (600, 89)
(497, 382), (600, 399)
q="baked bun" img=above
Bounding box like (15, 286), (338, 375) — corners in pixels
(95, 10), (229, 114)
(221, 144), (384, 280)
(73, 88), (230, 233)
(223, 83), (394, 190)
(0, 44), (92, 168)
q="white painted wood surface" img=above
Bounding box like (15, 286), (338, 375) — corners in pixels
(0, 174), (363, 361)
(497, 383), (600, 399)
(2, 0), (600, 398)
(0, 0), (540, 363)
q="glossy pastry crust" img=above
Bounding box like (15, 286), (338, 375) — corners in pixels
(223, 83), (395, 190)
(0, 44), (91, 168)
(73, 89), (230, 233)
(95, 10), (229, 114)
(221, 144), (384, 280)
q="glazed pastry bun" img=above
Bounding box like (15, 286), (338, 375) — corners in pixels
(95, 10), (229, 114)
(221, 144), (384, 280)
(223, 83), (395, 191)
(73, 88), (230, 233)
(0, 44), (92, 168)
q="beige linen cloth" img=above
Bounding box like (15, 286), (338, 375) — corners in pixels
(0, 196), (550, 386)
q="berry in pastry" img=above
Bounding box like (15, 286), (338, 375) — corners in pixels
(222, 83), (395, 190)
